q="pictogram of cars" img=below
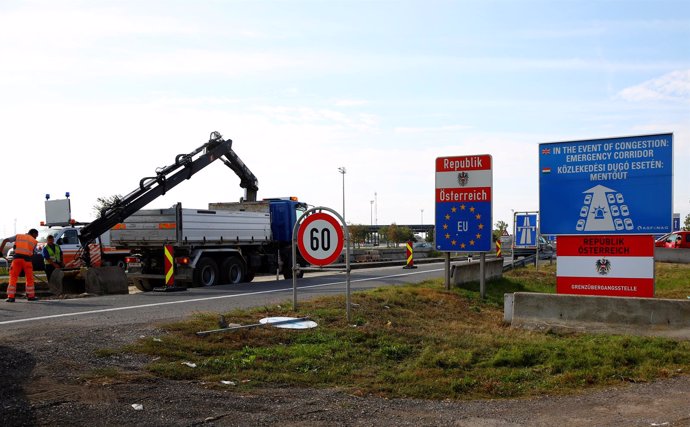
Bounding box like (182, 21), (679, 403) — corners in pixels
(624, 218), (633, 231)
(620, 205), (630, 216)
(576, 219), (585, 231)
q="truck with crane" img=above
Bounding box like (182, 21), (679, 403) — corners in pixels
(50, 131), (309, 294)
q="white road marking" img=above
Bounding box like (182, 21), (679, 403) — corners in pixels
(0, 268), (443, 325)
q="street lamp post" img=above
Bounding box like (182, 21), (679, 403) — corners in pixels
(338, 167), (346, 222)
(421, 209), (424, 224)
(374, 192), (378, 225)
(370, 200), (374, 226)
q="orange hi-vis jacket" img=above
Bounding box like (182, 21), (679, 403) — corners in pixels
(14, 234), (38, 258)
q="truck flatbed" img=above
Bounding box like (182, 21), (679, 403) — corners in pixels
(111, 207), (271, 247)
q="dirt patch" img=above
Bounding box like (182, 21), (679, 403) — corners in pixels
(3, 324), (690, 426)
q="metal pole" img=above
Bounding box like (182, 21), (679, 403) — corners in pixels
(370, 200), (373, 226)
(374, 192), (377, 225)
(338, 167), (346, 224)
(444, 252), (451, 290)
(292, 229), (298, 311)
(510, 212), (517, 266)
(345, 223), (352, 323)
(480, 252), (486, 299)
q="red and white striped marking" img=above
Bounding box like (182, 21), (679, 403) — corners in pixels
(556, 235), (654, 298)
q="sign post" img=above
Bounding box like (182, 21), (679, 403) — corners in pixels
(513, 212), (539, 268)
(293, 207), (351, 321)
(435, 154), (493, 296)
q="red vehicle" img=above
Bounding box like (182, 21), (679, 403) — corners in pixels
(655, 231), (690, 249)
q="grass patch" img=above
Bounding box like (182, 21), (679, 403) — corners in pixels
(122, 264), (690, 399)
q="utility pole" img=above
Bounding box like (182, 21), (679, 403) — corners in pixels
(374, 192), (378, 225)
(370, 200), (374, 226)
(421, 208), (424, 224)
(338, 167), (346, 223)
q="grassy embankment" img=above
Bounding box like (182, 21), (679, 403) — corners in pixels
(109, 262), (690, 400)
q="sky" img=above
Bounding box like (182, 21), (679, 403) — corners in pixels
(1, 0), (689, 237)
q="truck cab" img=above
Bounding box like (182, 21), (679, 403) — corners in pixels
(36, 226), (129, 269)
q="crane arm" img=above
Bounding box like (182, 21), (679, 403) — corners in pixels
(78, 132), (258, 252)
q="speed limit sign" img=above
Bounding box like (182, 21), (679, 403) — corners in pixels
(297, 212), (344, 266)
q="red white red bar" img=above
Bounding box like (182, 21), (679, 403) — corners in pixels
(435, 170), (492, 188)
(556, 235), (655, 298)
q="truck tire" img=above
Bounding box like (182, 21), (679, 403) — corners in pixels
(221, 256), (245, 284)
(134, 278), (154, 292)
(194, 257), (219, 287)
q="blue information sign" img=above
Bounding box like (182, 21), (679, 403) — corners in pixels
(514, 213), (538, 248)
(539, 133), (673, 235)
(673, 214), (681, 232)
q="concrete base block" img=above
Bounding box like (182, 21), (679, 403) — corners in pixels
(507, 292), (690, 339)
(655, 247), (690, 263)
(451, 258), (503, 285)
(85, 267), (129, 295)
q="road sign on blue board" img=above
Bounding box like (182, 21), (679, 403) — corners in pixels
(435, 155), (493, 252)
(539, 133), (673, 235)
(673, 213), (681, 232)
(514, 213), (538, 248)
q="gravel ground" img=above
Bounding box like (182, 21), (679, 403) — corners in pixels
(3, 323), (690, 427)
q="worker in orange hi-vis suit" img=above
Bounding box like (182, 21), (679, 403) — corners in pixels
(0, 228), (40, 302)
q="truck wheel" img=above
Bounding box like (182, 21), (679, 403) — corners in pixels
(194, 257), (219, 287)
(221, 256), (245, 284)
(134, 278), (154, 292)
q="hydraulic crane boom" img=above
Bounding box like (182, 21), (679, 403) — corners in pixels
(78, 131), (259, 265)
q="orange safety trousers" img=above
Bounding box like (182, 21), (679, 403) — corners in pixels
(8, 258), (35, 298)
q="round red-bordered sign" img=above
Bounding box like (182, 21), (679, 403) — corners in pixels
(297, 212), (344, 266)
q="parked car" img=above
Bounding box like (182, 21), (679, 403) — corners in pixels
(512, 235), (555, 259)
(655, 231), (690, 249)
(5, 246), (45, 271)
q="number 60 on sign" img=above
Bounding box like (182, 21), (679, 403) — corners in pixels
(297, 212), (344, 266)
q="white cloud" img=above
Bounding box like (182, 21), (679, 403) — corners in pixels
(617, 69), (690, 102)
(333, 99), (368, 107)
(395, 125), (472, 134)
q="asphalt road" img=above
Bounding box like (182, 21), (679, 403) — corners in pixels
(0, 263), (446, 333)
